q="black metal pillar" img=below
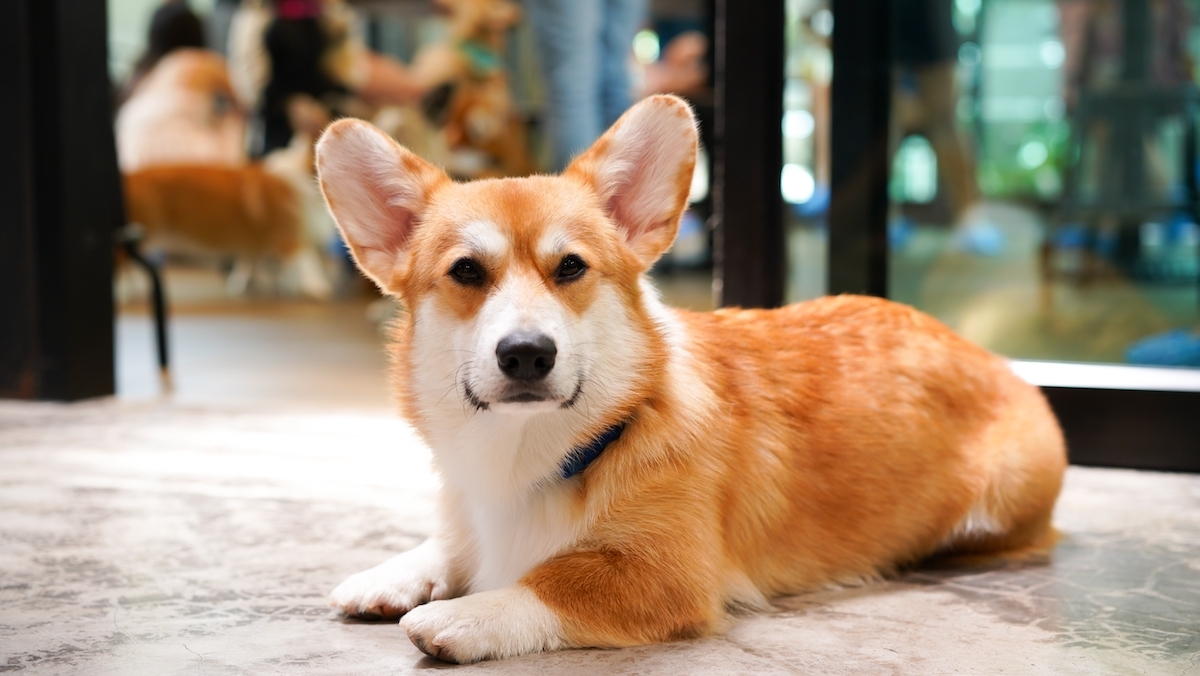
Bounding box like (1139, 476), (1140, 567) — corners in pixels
(0, 0), (121, 400)
(828, 0), (892, 296)
(713, 0), (786, 308)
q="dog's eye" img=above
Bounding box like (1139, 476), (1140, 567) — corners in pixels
(555, 254), (587, 282)
(449, 258), (484, 285)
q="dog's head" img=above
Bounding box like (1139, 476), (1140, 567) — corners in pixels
(316, 95), (697, 418)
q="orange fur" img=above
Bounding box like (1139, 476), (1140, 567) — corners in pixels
(316, 95), (1067, 662)
(116, 49), (247, 172)
(124, 164), (302, 258)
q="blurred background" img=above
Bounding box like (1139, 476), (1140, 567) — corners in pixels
(3, 0), (1198, 463)
(103, 0), (717, 406)
(782, 0), (1200, 367)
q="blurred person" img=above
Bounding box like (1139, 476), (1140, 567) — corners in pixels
(231, 0), (428, 155)
(116, 50), (247, 171)
(117, 9), (250, 173)
(120, 91), (338, 300)
(208, 0), (242, 58)
(526, 0), (648, 170)
(116, 0), (247, 171)
(1059, 0), (1193, 110)
(893, 0), (998, 255)
(119, 0), (207, 105)
(641, 31), (708, 98)
(1057, 0), (1199, 367)
(257, 0), (350, 153)
(1058, 0), (1194, 200)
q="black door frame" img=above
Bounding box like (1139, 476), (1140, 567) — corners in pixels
(0, 0), (121, 401)
(713, 0), (787, 308)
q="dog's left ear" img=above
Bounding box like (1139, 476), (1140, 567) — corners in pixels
(566, 95), (698, 269)
(316, 119), (449, 292)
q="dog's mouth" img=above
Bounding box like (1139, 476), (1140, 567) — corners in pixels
(462, 380), (583, 412)
(501, 392), (547, 404)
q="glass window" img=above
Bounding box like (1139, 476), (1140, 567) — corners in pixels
(889, 0), (1200, 368)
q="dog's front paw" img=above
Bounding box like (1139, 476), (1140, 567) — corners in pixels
(330, 539), (454, 619)
(400, 587), (563, 663)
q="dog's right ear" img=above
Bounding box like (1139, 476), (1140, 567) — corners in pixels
(316, 119), (448, 291)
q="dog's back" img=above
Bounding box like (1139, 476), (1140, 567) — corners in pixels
(124, 164), (302, 258)
(677, 296), (1064, 597)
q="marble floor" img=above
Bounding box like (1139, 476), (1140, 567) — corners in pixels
(2, 399), (1199, 675)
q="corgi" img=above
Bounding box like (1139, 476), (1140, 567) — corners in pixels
(124, 163), (300, 259)
(121, 96), (338, 300)
(315, 94), (1067, 663)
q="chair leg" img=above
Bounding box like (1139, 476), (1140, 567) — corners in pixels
(122, 240), (172, 392)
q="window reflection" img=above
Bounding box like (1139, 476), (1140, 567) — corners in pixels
(886, 0), (1200, 368)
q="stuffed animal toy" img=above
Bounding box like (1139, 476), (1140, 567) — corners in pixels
(410, 0), (536, 177)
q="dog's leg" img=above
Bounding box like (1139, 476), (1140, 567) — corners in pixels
(278, 246), (333, 299)
(401, 531), (723, 663)
(399, 586), (563, 663)
(225, 257), (254, 296)
(329, 537), (464, 620)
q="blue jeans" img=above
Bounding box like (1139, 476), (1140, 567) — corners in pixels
(526, 0), (647, 171)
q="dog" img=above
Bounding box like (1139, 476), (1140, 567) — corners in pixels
(123, 163), (298, 258)
(315, 94), (1067, 663)
(121, 93), (337, 300)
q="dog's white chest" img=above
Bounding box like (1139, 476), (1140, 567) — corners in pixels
(465, 485), (581, 593)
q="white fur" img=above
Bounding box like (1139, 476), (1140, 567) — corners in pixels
(535, 227), (573, 260)
(116, 52), (247, 173)
(459, 220), (511, 260)
(400, 587), (564, 663)
(329, 538), (455, 617)
(461, 482), (583, 592)
(321, 98), (704, 662)
(944, 502), (1003, 544)
(466, 274), (580, 410)
(398, 267), (654, 592)
(409, 279), (646, 496)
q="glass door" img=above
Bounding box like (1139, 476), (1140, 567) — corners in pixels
(768, 0), (1200, 470)
(890, 0), (1200, 368)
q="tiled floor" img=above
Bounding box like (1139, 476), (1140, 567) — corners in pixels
(1, 400), (1198, 675)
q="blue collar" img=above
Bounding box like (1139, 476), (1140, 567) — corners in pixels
(559, 423), (626, 479)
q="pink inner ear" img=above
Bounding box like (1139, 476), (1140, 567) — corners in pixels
(600, 143), (690, 254)
(373, 190), (420, 254)
(605, 193), (645, 243)
(341, 151), (442, 258)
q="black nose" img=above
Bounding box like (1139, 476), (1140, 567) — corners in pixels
(496, 332), (557, 381)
